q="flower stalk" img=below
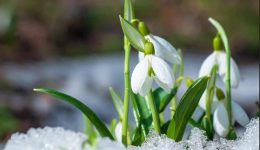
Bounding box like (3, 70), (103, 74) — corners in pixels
(146, 90), (161, 133)
(205, 65), (218, 121)
(208, 18), (233, 131)
(122, 0), (135, 145)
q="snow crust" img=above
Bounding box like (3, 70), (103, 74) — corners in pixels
(4, 118), (259, 150)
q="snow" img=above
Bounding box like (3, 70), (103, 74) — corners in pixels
(4, 127), (87, 150)
(4, 118), (259, 150)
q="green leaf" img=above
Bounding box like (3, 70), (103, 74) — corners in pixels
(109, 119), (117, 138)
(83, 116), (97, 145)
(201, 116), (214, 140)
(161, 120), (171, 134)
(167, 77), (209, 141)
(227, 128), (237, 140)
(109, 87), (124, 121)
(34, 88), (114, 140)
(208, 18), (230, 52)
(131, 92), (152, 136)
(131, 125), (145, 146)
(119, 16), (146, 52)
(124, 0), (135, 21)
(153, 87), (178, 113)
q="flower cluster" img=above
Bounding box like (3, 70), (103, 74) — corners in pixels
(198, 34), (249, 137)
(4, 0), (254, 149)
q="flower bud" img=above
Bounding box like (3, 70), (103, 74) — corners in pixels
(213, 33), (224, 51)
(144, 42), (155, 55)
(138, 21), (150, 36)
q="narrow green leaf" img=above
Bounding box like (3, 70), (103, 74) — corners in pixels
(34, 88), (115, 140)
(153, 87), (178, 113)
(167, 77), (209, 141)
(131, 92), (152, 136)
(124, 0), (135, 21)
(119, 16), (145, 52)
(208, 18), (230, 53)
(227, 128), (237, 140)
(83, 116), (97, 145)
(131, 125), (145, 146)
(201, 116), (214, 140)
(109, 87), (124, 121)
(109, 119), (117, 138)
(161, 120), (171, 134)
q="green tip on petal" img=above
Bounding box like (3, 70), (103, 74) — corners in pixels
(138, 21), (150, 36)
(144, 42), (155, 55)
(216, 87), (225, 101)
(213, 33), (224, 51)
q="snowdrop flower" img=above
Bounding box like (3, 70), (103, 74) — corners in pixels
(138, 22), (181, 64)
(213, 100), (249, 137)
(199, 89), (250, 137)
(131, 42), (174, 96)
(199, 35), (241, 88)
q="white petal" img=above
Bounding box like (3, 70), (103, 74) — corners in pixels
(150, 56), (174, 91)
(232, 101), (249, 126)
(198, 52), (218, 77)
(115, 123), (122, 142)
(154, 77), (172, 93)
(146, 35), (181, 64)
(131, 57), (152, 96)
(138, 52), (145, 61)
(139, 76), (153, 96)
(199, 91), (219, 113)
(218, 52), (241, 88)
(213, 103), (229, 137)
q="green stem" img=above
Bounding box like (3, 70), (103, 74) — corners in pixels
(225, 48), (232, 129)
(146, 90), (161, 133)
(122, 0), (135, 145)
(171, 49), (184, 117)
(205, 65), (218, 120)
(122, 38), (131, 145)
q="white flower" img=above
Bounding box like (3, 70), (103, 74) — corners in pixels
(139, 34), (181, 64)
(199, 90), (249, 137)
(199, 51), (241, 88)
(131, 55), (174, 96)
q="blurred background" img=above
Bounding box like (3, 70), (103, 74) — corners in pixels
(0, 0), (258, 146)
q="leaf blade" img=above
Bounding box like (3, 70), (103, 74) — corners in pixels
(153, 87), (178, 113)
(109, 87), (124, 121)
(119, 16), (145, 52)
(34, 88), (115, 140)
(167, 77), (209, 141)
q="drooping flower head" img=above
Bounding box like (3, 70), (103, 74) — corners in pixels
(199, 34), (241, 88)
(199, 88), (249, 137)
(131, 42), (174, 96)
(137, 21), (181, 64)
